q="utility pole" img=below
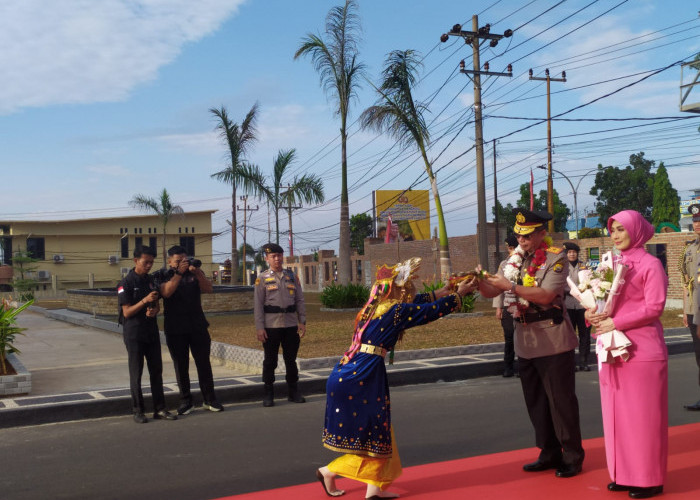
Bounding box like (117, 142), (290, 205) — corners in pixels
(280, 185), (302, 257)
(442, 17), (512, 269)
(529, 68), (566, 232)
(237, 195), (259, 285)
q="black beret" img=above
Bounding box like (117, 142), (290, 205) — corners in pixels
(504, 234), (518, 248)
(262, 243), (284, 254)
(563, 241), (580, 253)
(512, 208), (552, 235)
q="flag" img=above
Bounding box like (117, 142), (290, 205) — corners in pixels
(529, 169), (534, 210)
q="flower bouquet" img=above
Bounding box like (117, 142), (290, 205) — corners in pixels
(566, 252), (631, 364)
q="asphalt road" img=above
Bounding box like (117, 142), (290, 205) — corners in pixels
(2, 354), (700, 500)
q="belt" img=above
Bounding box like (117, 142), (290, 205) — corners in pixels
(263, 305), (297, 314)
(360, 343), (387, 358)
(515, 307), (563, 325)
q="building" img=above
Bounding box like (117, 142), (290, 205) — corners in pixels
(0, 210), (217, 295)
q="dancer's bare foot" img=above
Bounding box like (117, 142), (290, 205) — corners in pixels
(316, 467), (345, 497)
(365, 484), (400, 498)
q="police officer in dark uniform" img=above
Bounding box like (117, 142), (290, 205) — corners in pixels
(493, 233), (519, 377)
(681, 203), (700, 411)
(563, 241), (592, 371)
(479, 208), (584, 478)
(152, 245), (223, 415)
(254, 243), (306, 407)
(118, 245), (177, 424)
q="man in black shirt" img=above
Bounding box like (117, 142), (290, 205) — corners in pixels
(118, 245), (177, 424)
(153, 245), (223, 415)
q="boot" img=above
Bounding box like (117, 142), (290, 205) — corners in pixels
(287, 383), (306, 403)
(263, 384), (274, 407)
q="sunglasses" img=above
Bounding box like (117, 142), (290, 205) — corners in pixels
(515, 233), (533, 240)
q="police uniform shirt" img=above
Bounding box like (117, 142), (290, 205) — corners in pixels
(254, 268), (306, 330)
(502, 248), (578, 359)
(681, 237), (700, 319)
(151, 267), (209, 334)
(565, 260), (587, 310)
(117, 269), (159, 342)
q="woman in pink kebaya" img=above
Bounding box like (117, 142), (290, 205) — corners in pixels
(586, 210), (667, 499)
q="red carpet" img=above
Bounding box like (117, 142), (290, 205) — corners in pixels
(220, 423), (700, 499)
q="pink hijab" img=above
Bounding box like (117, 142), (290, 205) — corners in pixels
(607, 210), (655, 251)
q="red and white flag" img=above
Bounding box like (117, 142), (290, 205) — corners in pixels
(529, 169), (534, 210)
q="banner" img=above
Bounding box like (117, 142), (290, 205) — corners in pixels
(374, 190), (430, 241)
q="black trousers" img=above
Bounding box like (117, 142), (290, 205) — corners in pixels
(519, 349), (585, 467)
(262, 327), (300, 385)
(687, 315), (700, 386)
(501, 310), (515, 370)
(124, 337), (165, 413)
(165, 329), (217, 405)
(568, 308), (591, 366)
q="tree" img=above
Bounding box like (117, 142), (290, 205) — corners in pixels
(515, 184), (570, 233)
(257, 149), (325, 251)
(590, 152), (655, 225)
(651, 162), (680, 228)
(11, 248), (39, 301)
(210, 103), (264, 284)
(360, 49), (452, 277)
(492, 200), (516, 236)
(294, 0), (365, 285)
(350, 213), (373, 255)
(129, 188), (184, 265)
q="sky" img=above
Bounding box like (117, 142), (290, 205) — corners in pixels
(1, 0), (699, 262)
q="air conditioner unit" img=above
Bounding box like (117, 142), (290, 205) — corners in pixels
(53, 254), (65, 263)
(120, 267), (130, 276)
(37, 270), (51, 280)
(108, 255), (119, 265)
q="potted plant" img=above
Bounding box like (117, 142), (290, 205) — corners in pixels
(0, 298), (33, 375)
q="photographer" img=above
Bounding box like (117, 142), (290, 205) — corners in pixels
(152, 245), (223, 415)
(118, 245), (177, 424)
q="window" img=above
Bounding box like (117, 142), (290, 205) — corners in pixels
(587, 247), (600, 266)
(121, 237), (129, 259)
(646, 244), (668, 273)
(26, 237), (46, 260)
(191, 227), (195, 233)
(179, 236), (195, 256)
(149, 237), (157, 251)
(135, 237), (143, 248)
(356, 260), (362, 282)
(324, 262), (330, 282)
(148, 228), (151, 234)
(304, 266), (310, 285)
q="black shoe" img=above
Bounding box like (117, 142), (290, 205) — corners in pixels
(608, 482), (631, 491)
(263, 384), (274, 407)
(153, 410), (177, 421)
(133, 412), (148, 424)
(628, 486), (663, 498)
(177, 402), (194, 415)
(582, 365), (591, 372)
(503, 368), (514, 378)
(523, 458), (561, 472)
(202, 401), (224, 412)
(684, 400), (700, 411)
(555, 463), (582, 478)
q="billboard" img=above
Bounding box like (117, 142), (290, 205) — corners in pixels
(374, 190), (431, 241)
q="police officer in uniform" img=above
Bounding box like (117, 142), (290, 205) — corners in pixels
(493, 233), (519, 377)
(254, 243), (306, 407)
(563, 241), (592, 371)
(118, 245), (177, 423)
(479, 208), (584, 478)
(153, 245), (223, 415)
(681, 203), (700, 411)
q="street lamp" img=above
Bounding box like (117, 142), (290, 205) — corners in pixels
(536, 166), (608, 239)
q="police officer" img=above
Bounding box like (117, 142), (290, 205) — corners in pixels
(118, 245), (177, 423)
(563, 241), (592, 371)
(493, 233), (519, 377)
(254, 243), (306, 407)
(153, 245), (223, 415)
(681, 203), (700, 411)
(479, 208), (584, 478)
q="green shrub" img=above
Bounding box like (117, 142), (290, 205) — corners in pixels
(320, 283), (370, 309)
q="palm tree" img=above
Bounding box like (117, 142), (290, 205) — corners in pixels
(294, 0), (365, 284)
(360, 49), (451, 277)
(259, 149), (325, 252)
(129, 188), (184, 265)
(210, 103), (264, 285)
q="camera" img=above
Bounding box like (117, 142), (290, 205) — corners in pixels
(187, 257), (202, 268)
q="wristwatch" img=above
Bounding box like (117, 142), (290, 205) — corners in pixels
(510, 283), (517, 294)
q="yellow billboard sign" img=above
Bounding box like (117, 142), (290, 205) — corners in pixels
(374, 190), (430, 241)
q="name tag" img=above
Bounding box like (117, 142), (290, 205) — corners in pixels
(266, 284), (278, 291)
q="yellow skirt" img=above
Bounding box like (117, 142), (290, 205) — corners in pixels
(326, 428), (402, 490)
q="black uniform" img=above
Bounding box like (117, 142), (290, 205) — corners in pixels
(152, 267), (218, 407)
(118, 269), (166, 414)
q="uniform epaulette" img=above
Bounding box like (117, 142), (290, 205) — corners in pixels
(546, 246), (563, 254)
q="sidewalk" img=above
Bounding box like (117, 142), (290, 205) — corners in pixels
(0, 307), (692, 429)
